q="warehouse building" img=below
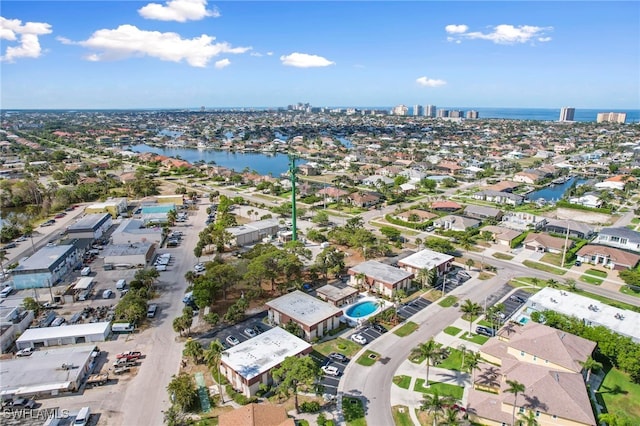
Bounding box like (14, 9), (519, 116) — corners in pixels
(226, 218), (281, 247)
(111, 219), (163, 245)
(10, 245), (80, 290)
(102, 242), (156, 268)
(84, 197), (128, 218)
(66, 213), (112, 240)
(15, 322), (111, 349)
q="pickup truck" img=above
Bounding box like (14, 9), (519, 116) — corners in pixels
(86, 373), (109, 387)
(113, 366), (131, 375)
(113, 358), (137, 368)
(116, 351), (142, 361)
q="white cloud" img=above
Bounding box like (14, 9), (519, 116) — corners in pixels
(214, 58), (230, 69)
(250, 52), (263, 57)
(445, 24), (468, 34)
(416, 76), (446, 87)
(446, 23), (553, 45)
(266, 51), (273, 56)
(280, 52), (334, 68)
(0, 17), (52, 62)
(138, 0), (220, 22)
(74, 24), (250, 67)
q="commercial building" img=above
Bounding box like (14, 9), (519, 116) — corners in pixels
(140, 203), (176, 225)
(102, 242), (156, 267)
(467, 321), (596, 426)
(348, 261), (414, 298)
(226, 218), (281, 247)
(266, 291), (343, 341)
(397, 249), (454, 277)
(596, 112), (626, 123)
(219, 327), (312, 397)
(559, 107), (575, 122)
(155, 194), (184, 206)
(66, 213), (112, 240)
(84, 197), (128, 218)
(15, 322), (111, 349)
(0, 302), (34, 353)
(0, 344), (100, 398)
(111, 218), (163, 245)
(11, 245), (80, 290)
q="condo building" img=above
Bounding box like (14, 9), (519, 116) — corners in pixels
(559, 107), (575, 122)
(425, 105), (437, 117)
(597, 112), (626, 123)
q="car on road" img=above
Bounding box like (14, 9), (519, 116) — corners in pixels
(321, 365), (340, 376)
(243, 327), (257, 338)
(54, 212), (67, 219)
(475, 326), (495, 337)
(226, 335), (240, 346)
(41, 219), (55, 227)
(351, 334), (367, 345)
(426, 226), (435, 232)
(372, 323), (387, 334)
(194, 263), (206, 273)
(2, 242), (17, 249)
(328, 352), (349, 363)
(16, 235), (28, 242)
(16, 348), (35, 357)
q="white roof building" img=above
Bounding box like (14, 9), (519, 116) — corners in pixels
(398, 249), (454, 276)
(16, 322), (111, 349)
(220, 327), (311, 397)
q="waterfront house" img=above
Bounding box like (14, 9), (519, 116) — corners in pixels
(513, 171), (543, 185)
(568, 193), (602, 209)
(472, 189), (524, 206)
(501, 212), (548, 231)
(595, 175), (636, 191)
(544, 219), (595, 240)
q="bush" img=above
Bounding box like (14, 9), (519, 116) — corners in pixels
(300, 401), (321, 413)
(225, 384), (258, 405)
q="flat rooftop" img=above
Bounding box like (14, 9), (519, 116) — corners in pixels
(349, 260), (414, 284)
(226, 218), (281, 237)
(73, 277), (94, 291)
(316, 284), (358, 301)
(266, 290), (342, 327)
(67, 213), (110, 231)
(113, 219), (162, 235)
(221, 327), (311, 381)
(16, 322), (110, 344)
(0, 344), (98, 396)
(102, 242), (153, 257)
(525, 287), (640, 342)
(398, 249), (454, 270)
(13, 245), (75, 271)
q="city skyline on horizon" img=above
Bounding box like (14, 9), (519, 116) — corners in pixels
(1, 1), (638, 110)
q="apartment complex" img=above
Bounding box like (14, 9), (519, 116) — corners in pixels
(597, 112), (626, 123)
(559, 107), (575, 122)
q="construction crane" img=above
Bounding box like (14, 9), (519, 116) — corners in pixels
(288, 154), (298, 241)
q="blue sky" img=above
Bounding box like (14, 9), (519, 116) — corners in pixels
(1, 1), (638, 109)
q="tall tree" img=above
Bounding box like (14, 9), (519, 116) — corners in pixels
(166, 373), (197, 413)
(410, 339), (442, 387)
(183, 338), (203, 364)
(459, 299), (482, 337)
(203, 339), (226, 402)
(580, 356), (602, 383)
(271, 356), (320, 413)
(421, 389), (454, 426)
(505, 379), (525, 426)
(517, 410), (540, 426)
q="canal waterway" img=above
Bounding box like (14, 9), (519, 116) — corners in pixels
(526, 177), (588, 202)
(129, 144), (304, 176)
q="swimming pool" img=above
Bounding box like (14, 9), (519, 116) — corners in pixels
(519, 316), (529, 324)
(346, 301), (378, 318)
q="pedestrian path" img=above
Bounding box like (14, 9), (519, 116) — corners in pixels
(194, 372), (211, 413)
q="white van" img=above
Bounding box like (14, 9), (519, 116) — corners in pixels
(112, 322), (134, 333)
(80, 267), (91, 276)
(102, 289), (113, 299)
(116, 279), (126, 290)
(0, 286), (13, 298)
(147, 304), (158, 318)
(74, 406), (90, 426)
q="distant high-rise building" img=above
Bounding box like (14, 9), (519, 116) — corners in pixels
(392, 105), (409, 116)
(413, 105), (423, 116)
(449, 110), (464, 118)
(597, 112), (627, 124)
(436, 109), (449, 118)
(559, 107), (575, 122)
(466, 110), (479, 119)
(425, 105), (437, 118)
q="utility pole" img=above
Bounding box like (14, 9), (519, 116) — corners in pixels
(561, 220), (570, 267)
(288, 154), (298, 241)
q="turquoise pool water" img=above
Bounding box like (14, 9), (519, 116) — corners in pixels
(142, 205), (175, 213)
(345, 301), (378, 318)
(519, 317), (529, 324)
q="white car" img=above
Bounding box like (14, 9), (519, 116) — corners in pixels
(351, 334), (367, 345)
(156, 264), (167, 272)
(194, 263), (206, 273)
(16, 347), (35, 357)
(243, 327), (257, 338)
(321, 365), (340, 376)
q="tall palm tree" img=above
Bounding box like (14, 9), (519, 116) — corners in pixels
(203, 339), (226, 402)
(465, 351), (482, 383)
(457, 344), (467, 370)
(421, 390), (454, 426)
(579, 356), (602, 384)
(439, 407), (462, 425)
(505, 379), (525, 426)
(517, 409), (539, 426)
(410, 339), (442, 387)
(459, 299), (482, 337)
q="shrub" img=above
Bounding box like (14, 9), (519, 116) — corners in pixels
(300, 401), (321, 413)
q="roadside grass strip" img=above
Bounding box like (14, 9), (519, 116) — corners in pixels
(438, 295), (458, 308)
(443, 326), (462, 336)
(356, 350), (380, 366)
(394, 321), (419, 337)
(392, 405), (413, 426)
(413, 379), (464, 399)
(523, 260), (567, 275)
(393, 375), (412, 389)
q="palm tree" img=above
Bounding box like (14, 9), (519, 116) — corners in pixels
(439, 407), (462, 425)
(457, 344), (467, 370)
(203, 339), (226, 402)
(517, 409), (539, 426)
(465, 351), (482, 383)
(505, 379), (525, 426)
(183, 338), (203, 364)
(531, 277), (540, 288)
(421, 390), (454, 426)
(459, 299), (482, 337)
(547, 278), (559, 288)
(579, 356), (602, 384)
(23, 223), (36, 255)
(410, 339), (442, 387)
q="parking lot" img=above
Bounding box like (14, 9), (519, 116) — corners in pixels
(198, 311), (272, 350)
(397, 297), (432, 320)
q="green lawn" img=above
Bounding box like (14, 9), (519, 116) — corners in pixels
(357, 350), (380, 367)
(343, 397), (367, 426)
(435, 348), (464, 371)
(414, 379), (464, 400)
(620, 285), (640, 298)
(393, 375), (412, 390)
(443, 326), (462, 336)
(580, 275), (603, 285)
(313, 338), (362, 357)
(461, 333), (490, 345)
(585, 268), (608, 278)
(523, 260), (567, 275)
(597, 367), (640, 424)
(394, 321), (419, 337)
(492, 252), (514, 260)
(438, 295), (458, 308)
(392, 406), (413, 426)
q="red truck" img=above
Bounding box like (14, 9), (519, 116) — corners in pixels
(115, 351), (142, 361)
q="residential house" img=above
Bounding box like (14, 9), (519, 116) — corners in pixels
(576, 245), (640, 270)
(316, 285), (359, 307)
(472, 190), (524, 206)
(399, 168), (427, 183)
(348, 192), (381, 208)
(297, 162), (320, 176)
(463, 205), (504, 221)
(434, 215), (481, 232)
(430, 200), (462, 212)
(513, 171), (543, 185)
(435, 160), (462, 175)
(397, 249), (454, 277)
(348, 261), (414, 298)
(218, 403), (295, 426)
(393, 209), (437, 223)
(484, 181), (521, 193)
(568, 193), (602, 209)
(265, 291), (343, 341)
(460, 166), (484, 178)
(544, 219), (595, 240)
(362, 175), (393, 187)
(524, 233), (574, 254)
(317, 187), (349, 202)
(481, 225), (523, 247)
(467, 322), (596, 426)
(595, 227), (640, 253)
(501, 212), (548, 231)
(594, 175), (636, 191)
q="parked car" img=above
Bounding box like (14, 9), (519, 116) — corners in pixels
(328, 352), (348, 363)
(575, 260), (582, 267)
(2, 242), (17, 249)
(321, 365), (340, 376)
(372, 323), (387, 334)
(351, 334), (367, 345)
(16, 347), (35, 357)
(302, 282), (313, 292)
(155, 265), (167, 272)
(226, 335), (240, 346)
(243, 328), (257, 338)
(194, 263), (206, 273)
(51, 317), (66, 327)
(475, 326), (495, 337)
(16, 235), (28, 242)
(41, 219), (55, 227)
(6, 398), (36, 409)
(116, 351), (142, 360)
(102, 289), (113, 299)
(54, 212), (67, 219)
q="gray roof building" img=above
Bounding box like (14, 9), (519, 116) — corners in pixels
(67, 213), (112, 233)
(596, 227), (640, 253)
(11, 245), (80, 290)
(266, 291), (342, 329)
(349, 261), (414, 285)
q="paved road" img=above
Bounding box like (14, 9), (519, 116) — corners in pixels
(338, 268), (517, 426)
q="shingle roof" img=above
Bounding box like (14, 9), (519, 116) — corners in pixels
(218, 403), (295, 426)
